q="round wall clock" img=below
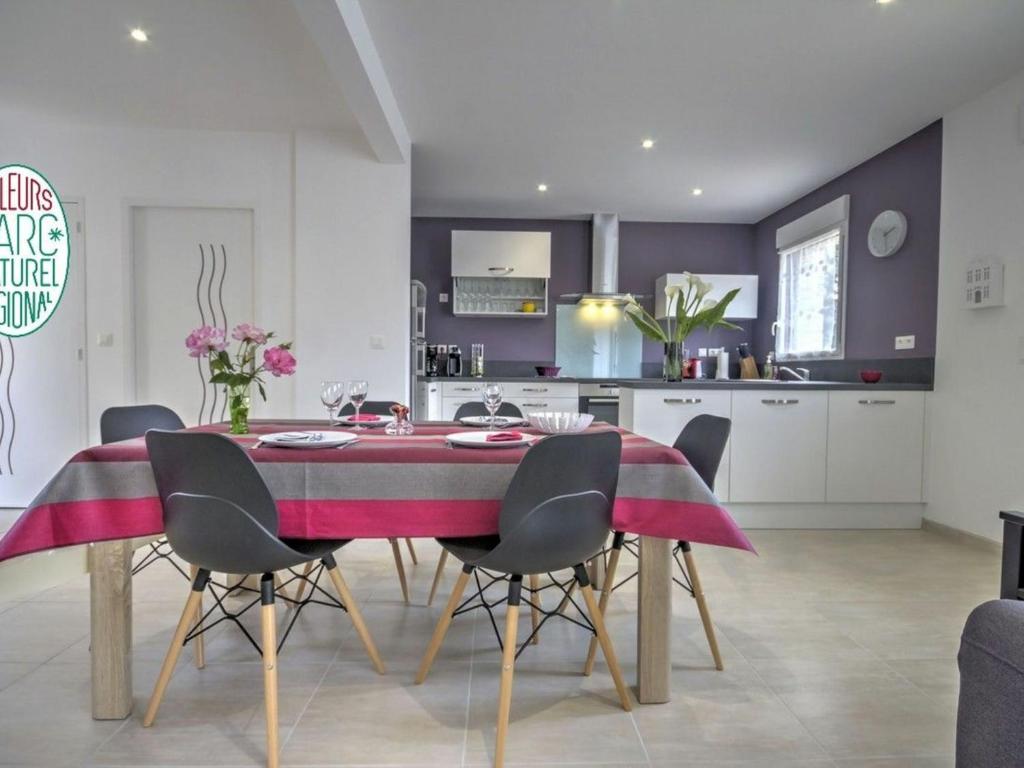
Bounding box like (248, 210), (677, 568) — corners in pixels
(868, 209), (908, 258)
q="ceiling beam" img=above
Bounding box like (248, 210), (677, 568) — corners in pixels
(292, 0), (410, 164)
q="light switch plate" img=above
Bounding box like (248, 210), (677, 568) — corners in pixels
(439, 293), (449, 303)
(369, 335), (385, 350)
(96, 333), (114, 347)
(895, 334), (916, 350)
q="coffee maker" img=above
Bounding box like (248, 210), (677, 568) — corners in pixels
(447, 345), (463, 377)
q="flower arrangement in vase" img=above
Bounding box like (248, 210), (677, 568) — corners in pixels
(185, 323), (297, 434)
(623, 274), (742, 381)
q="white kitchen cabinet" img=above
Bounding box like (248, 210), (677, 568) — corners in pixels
(451, 231), (551, 278)
(436, 380), (579, 421)
(506, 396), (579, 417)
(730, 390), (828, 502)
(415, 381), (442, 421)
(620, 388), (732, 500)
(441, 381), (486, 398)
(501, 381), (578, 399)
(826, 391), (925, 503)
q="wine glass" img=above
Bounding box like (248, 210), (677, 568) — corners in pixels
(482, 382), (503, 430)
(347, 379), (368, 430)
(320, 380), (345, 426)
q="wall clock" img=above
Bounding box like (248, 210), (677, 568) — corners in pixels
(868, 209), (908, 258)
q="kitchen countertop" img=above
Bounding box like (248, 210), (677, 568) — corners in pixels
(417, 375), (932, 391)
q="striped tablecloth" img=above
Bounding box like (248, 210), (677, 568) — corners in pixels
(0, 421), (754, 561)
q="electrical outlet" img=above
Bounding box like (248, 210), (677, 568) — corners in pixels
(369, 335), (385, 350)
(895, 334), (915, 351)
(439, 293), (449, 303)
(698, 348), (708, 357)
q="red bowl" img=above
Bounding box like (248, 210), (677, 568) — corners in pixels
(860, 369), (883, 384)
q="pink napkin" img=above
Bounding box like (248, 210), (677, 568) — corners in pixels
(485, 431), (523, 443)
(348, 414), (381, 422)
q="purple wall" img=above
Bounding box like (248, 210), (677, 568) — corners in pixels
(412, 121), (942, 367)
(752, 120), (942, 359)
(411, 218), (756, 363)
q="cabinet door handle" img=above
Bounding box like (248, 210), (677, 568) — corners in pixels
(664, 398), (703, 405)
(521, 387), (548, 392)
(858, 399), (896, 405)
(453, 387), (478, 392)
(761, 399), (799, 405)
(522, 402), (548, 407)
(488, 266), (514, 275)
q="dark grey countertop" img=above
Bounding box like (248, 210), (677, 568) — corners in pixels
(417, 375), (932, 391)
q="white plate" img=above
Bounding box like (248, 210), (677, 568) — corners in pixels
(458, 415), (529, 428)
(258, 431), (359, 449)
(446, 430), (538, 449)
(334, 415), (394, 428)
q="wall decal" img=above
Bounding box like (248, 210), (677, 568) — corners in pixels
(195, 243), (230, 424)
(0, 336), (15, 474)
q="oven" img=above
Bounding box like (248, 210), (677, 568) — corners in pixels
(579, 383), (619, 426)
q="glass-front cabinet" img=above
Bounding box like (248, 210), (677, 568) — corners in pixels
(451, 230), (550, 317)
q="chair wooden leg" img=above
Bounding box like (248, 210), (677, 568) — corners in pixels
(584, 533), (624, 676)
(427, 550), (449, 606)
(259, 575), (280, 768)
(527, 574), (541, 645)
(188, 564), (205, 670)
(143, 571), (209, 727)
(292, 561), (315, 604)
(577, 567), (632, 712)
(323, 556), (385, 674)
(494, 577), (521, 768)
(681, 542), (723, 671)
(405, 538), (418, 564)
(389, 538), (410, 603)
(416, 565), (472, 684)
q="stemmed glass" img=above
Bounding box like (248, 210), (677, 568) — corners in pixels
(320, 380), (345, 426)
(347, 380), (369, 430)
(482, 382), (503, 430)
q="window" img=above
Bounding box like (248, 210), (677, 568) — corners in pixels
(776, 227), (845, 359)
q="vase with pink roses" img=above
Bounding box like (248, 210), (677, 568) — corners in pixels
(185, 323), (297, 434)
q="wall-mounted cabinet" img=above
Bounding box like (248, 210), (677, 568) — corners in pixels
(451, 230), (551, 317)
(655, 273), (759, 319)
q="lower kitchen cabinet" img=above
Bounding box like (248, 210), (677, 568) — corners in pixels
(729, 390), (829, 503)
(826, 391), (925, 502)
(620, 388), (732, 500)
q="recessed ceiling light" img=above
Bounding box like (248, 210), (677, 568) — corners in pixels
(641, 138), (655, 150)
(876, 0), (894, 4)
(130, 28), (149, 42)
(537, 183), (548, 192)
(692, 188), (703, 196)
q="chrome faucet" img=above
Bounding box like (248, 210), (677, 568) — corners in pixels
(778, 366), (811, 382)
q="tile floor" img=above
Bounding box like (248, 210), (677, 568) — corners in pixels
(0, 529), (998, 767)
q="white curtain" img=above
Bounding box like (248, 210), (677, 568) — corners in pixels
(777, 228), (843, 358)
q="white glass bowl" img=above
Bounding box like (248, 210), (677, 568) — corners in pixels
(527, 411), (595, 434)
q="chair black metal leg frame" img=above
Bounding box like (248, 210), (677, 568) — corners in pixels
(131, 536), (190, 578)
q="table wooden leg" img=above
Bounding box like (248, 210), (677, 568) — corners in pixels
(89, 539), (133, 720)
(637, 535), (671, 704)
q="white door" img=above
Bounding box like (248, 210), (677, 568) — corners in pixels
(0, 201), (87, 506)
(132, 207), (254, 426)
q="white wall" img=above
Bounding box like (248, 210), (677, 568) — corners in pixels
(0, 106), (410, 441)
(293, 130), (411, 415)
(925, 68), (1024, 541)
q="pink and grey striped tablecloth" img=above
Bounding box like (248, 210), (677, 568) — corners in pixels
(0, 421), (754, 562)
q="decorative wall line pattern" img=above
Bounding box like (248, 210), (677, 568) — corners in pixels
(0, 336), (15, 474)
(195, 243), (229, 425)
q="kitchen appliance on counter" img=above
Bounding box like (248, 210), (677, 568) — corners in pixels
(425, 345), (440, 376)
(447, 345), (463, 377)
(579, 382), (620, 426)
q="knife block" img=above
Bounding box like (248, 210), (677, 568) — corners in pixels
(739, 356), (759, 380)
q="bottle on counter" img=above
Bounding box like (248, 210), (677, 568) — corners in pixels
(762, 351), (776, 380)
(470, 343), (485, 377)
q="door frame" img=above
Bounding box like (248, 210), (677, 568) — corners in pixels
(61, 196), (89, 451)
(122, 199), (260, 405)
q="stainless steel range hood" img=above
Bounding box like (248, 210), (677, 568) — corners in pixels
(560, 213), (637, 304)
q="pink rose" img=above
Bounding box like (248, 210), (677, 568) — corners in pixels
(231, 323), (268, 345)
(185, 326), (227, 358)
(263, 345), (296, 377)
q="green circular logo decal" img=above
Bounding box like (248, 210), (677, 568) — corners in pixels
(0, 164), (69, 337)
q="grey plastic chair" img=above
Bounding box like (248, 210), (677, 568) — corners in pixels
(452, 401), (524, 421)
(100, 405), (187, 580)
(587, 414), (731, 674)
(415, 431), (632, 767)
(142, 430), (384, 768)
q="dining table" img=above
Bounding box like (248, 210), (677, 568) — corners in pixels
(0, 420), (754, 719)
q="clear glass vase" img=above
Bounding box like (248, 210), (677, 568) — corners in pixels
(663, 342), (688, 382)
(227, 383), (252, 435)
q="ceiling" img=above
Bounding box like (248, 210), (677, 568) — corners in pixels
(0, 0), (359, 133)
(361, 0), (1024, 222)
